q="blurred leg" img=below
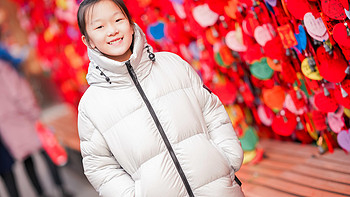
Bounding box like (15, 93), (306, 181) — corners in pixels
(1, 170), (20, 197)
(23, 155), (44, 196)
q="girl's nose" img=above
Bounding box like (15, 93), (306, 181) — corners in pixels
(108, 25), (118, 36)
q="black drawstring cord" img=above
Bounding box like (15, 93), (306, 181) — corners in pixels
(145, 45), (155, 62)
(95, 66), (111, 84)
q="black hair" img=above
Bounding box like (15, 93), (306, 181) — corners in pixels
(77, 0), (134, 48)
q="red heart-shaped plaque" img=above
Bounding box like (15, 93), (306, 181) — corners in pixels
(334, 86), (350, 108)
(333, 23), (350, 48)
(316, 47), (347, 83)
(271, 109), (297, 136)
(321, 0), (346, 20)
(314, 90), (339, 112)
(286, 0), (312, 20)
(244, 44), (264, 63)
(251, 75), (275, 89)
(289, 89), (307, 110)
(341, 79), (350, 93)
(263, 36), (286, 60)
(311, 110), (327, 131)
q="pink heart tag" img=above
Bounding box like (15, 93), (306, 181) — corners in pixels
(172, 2), (186, 19)
(225, 30), (247, 52)
(265, 0), (277, 7)
(257, 104), (274, 126)
(327, 111), (344, 133)
(337, 129), (350, 152)
(303, 12), (327, 36)
(284, 92), (307, 115)
(254, 23), (275, 46)
(307, 30), (329, 42)
(192, 4), (219, 28)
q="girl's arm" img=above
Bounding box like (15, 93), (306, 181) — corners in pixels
(182, 58), (244, 172)
(78, 110), (135, 197)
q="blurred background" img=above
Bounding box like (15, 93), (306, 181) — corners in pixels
(0, 0), (349, 196)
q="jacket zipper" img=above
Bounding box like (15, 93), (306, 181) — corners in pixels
(125, 60), (194, 197)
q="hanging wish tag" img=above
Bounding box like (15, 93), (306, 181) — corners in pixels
(192, 4), (219, 28)
(303, 12), (327, 36)
(301, 58), (323, 81)
(254, 23), (275, 47)
(225, 30), (247, 52)
(277, 23), (298, 49)
(321, 0), (346, 20)
(250, 58), (274, 80)
(337, 129), (350, 152)
(333, 23), (350, 48)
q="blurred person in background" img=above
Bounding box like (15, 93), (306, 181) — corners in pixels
(0, 136), (19, 197)
(0, 8), (72, 196)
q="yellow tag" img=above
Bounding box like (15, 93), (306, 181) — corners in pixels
(301, 58), (323, 81)
(344, 108), (350, 118)
(243, 150), (257, 164)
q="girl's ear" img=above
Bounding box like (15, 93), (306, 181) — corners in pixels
(82, 35), (95, 48)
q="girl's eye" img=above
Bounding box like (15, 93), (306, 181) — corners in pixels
(95, 26), (103, 30)
(115, 19), (122, 23)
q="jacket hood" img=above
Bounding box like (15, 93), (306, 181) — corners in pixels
(86, 23), (154, 88)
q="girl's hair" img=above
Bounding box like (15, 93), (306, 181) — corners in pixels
(77, 0), (134, 47)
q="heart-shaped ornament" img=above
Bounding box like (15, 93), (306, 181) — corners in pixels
(257, 104), (274, 126)
(327, 107), (345, 133)
(147, 21), (165, 40)
(334, 86), (350, 108)
(251, 76), (275, 89)
(250, 58), (274, 80)
(294, 25), (308, 52)
(345, 8), (350, 20)
(301, 58), (323, 81)
(286, 0), (311, 20)
(265, 0), (277, 7)
(225, 30), (247, 52)
(337, 129), (350, 152)
(192, 4), (219, 28)
(311, 110), (328, 131)
(266, 58), (282, 71)
(242, 14), (260, 36)
(316, 47), (347, 83)
(284, 90), (307, 115)
(172, 2), (186, 19)
(271, 109), (297, 136)
(321, 0), (346, 20)
(239, 126), (259, 151)
(304, 12), (327, 36)
(263, 37), (286, 60)
(333, 23), (350, 48)
(307, 30), (330, 42)
(254, 23), (275, 46)
(244, 44), (264, 63)
(314, 90), (339, 113)
(263, 86), (286, 111)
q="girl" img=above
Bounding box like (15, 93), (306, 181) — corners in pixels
(77, 0), (244, 196)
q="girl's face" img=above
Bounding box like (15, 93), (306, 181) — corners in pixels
(82, 0), (134, 62)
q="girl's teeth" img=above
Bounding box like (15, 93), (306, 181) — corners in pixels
(109, 38), (122, 45)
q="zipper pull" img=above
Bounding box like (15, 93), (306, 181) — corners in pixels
(126, 60), (139, 85)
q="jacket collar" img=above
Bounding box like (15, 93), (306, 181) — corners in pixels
(86, 23), (154, 88)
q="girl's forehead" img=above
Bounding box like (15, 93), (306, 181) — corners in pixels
(85, 0), (123, 24)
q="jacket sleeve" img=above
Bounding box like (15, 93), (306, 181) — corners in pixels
(78, 110), (135, 197)
(182, 59), (244, 172)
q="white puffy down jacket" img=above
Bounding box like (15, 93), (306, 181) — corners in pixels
(78, 24), (244, 197)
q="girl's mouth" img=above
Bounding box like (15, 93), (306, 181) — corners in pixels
(108, 37), (123, 45)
